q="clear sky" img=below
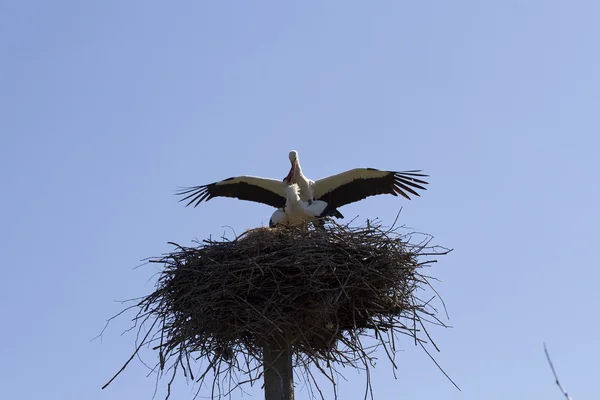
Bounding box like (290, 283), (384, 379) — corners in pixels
(1, 1), (599, 399)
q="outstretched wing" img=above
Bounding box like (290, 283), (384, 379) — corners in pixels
(176, 176), (288, 208)
(313, 168), (428, 209)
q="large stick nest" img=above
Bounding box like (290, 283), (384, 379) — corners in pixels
(103, 218), (451, 399)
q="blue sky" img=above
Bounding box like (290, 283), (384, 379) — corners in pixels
(1, 1), (599, 399)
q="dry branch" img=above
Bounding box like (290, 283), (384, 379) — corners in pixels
(544, 343), (573, 400)
(102, 218), (451, 399)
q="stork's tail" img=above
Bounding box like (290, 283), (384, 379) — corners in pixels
(331, 209), (344, 219)
(323, 206), (344, 219)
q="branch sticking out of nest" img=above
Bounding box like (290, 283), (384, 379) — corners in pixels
(102, 218), (453, 399)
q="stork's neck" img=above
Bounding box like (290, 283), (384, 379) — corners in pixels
(294, 160), (305, 179)
(285, 193), (304, 213)
(294, 160), (302, 176)
(293, 166), (313, 204)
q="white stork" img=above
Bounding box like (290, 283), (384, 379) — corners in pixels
(282, 150), (428, 209)
(175, 173), (345, 220)
(269, 184), (340, 227)
(175, 150), (428, 218)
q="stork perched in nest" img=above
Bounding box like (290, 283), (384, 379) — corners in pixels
(175, 150), (428, 222)
(269, 184), (340, 228)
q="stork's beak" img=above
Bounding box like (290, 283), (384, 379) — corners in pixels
(283, 160), (296, 183)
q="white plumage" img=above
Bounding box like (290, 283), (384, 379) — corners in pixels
(283, 150), (428, 209)
(284, 150), (315, 203)
(176, 150), (427, 223)
(269, 184), (330, 227)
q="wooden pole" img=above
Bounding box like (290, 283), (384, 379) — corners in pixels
(263, 336), (294, 400)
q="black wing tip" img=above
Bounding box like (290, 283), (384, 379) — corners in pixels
(366, 167), (428, 177)
(393, 187), (419, 200)
(394, 171), (429, 187)
(393, 170), (429, 199)
(174, 185), (212, 207)
(397, 170), (429, 178)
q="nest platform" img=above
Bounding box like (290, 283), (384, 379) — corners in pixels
(103, 219), (449, 398)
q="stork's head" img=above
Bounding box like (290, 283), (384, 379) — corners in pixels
(283, 150), (299, 183)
